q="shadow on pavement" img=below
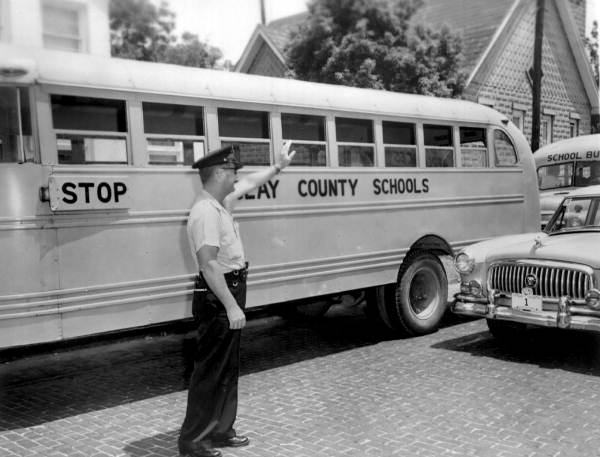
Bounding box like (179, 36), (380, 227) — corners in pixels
(431, 324), (600, 376)
(123, 430), (179, 457)
(0, 301), (468, 431)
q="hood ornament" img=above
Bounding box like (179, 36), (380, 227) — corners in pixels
(533, 235), (543, 249)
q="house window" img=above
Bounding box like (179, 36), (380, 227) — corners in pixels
(541, 114), (553, 146)
(512, 110), (525, 131)
(143, 102), (205, 166)
(42, 2), (86, 52)
(424, 124), (454, 167)
(218, 108), (270, 166)
(336, 117), (374, 167)
(281, 113), (326, 166)
(570, 119), (579, 138)
(383, 121), (416, 167)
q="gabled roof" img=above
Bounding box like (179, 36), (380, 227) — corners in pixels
(236, 0), (517, 77)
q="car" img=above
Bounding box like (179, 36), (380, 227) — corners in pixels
(451, 185), (600, 337)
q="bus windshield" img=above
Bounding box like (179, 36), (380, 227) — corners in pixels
(538, 161), (600, 190)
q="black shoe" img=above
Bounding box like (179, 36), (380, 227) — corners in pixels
(179, 441), (222, 457)
(211, 435), (250, 448)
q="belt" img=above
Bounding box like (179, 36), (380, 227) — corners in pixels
(224, 263), (248, 282)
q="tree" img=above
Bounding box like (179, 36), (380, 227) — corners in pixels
(163, 32), (224, 68)
(109, 0), (224, 69)
(285, 0), (466, 97)
(585, 20), (599, 87)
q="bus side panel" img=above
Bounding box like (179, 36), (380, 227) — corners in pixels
(0, 164), (62, 347)
(49, 169), (200, 339)
(238, 168), (530, 307)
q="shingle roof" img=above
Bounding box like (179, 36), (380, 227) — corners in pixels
(263, 0), (517, 73)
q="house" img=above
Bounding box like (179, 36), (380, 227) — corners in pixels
(235, 0), (599, 144)
(0, 0), (110, 56)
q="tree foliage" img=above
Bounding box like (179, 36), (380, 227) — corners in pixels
(585, 20), (599, 87)
(285, 0), (466, 97)
(109, 0), (224, 69)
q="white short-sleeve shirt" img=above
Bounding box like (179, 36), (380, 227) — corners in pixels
(187, 190), (246, 272)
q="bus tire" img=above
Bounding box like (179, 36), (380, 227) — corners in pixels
(365, 284), (396, 331)
(391, 251), (448, 336)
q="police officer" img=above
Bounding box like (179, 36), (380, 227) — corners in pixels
(179, 141), (296, 457)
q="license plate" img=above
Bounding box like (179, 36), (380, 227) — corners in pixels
(511, 293), (543, 312)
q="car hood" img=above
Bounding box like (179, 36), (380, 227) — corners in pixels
(464, 232), (600, 268)
(539, 190), (570, 212)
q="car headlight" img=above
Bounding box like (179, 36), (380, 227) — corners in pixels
(454, 252), (474, 274)
(585, 289), (600, 310)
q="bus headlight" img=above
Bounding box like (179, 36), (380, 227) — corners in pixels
(454, 253), (474, 274)
(585, 289), (600, 310)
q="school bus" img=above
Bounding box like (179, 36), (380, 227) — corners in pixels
(0, 44), (540, 348)
(535, 134), (600, 227)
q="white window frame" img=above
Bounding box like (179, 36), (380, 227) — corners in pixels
(335, 116), (375, 167)
(541, 114), (553, 146)
(142, 102), (206, 166)
(381, 120), (418, 168)
(217, 107), (272, 166)
(423, 123), (455, 168)
(42, 0), (88, 53)
(280, 111), (328, 167)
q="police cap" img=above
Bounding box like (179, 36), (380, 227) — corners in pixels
(191, 145), (243, 170)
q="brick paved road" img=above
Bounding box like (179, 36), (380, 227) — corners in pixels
(2, 303), (600, 457)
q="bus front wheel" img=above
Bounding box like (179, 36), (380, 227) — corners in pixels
(390, 251), (448, 336)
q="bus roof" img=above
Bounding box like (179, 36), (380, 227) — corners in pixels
(0, 44), (507, 124)
(534, 134), (600, 165)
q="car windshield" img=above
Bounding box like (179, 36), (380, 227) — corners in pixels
(545, 196), (600, 234)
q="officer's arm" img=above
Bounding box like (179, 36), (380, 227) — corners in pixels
(196, 245), (246, 330)
(225, 140), (296, 204)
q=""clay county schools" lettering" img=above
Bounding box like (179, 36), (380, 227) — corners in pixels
(242, 177), (431, 200)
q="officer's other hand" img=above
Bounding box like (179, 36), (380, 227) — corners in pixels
(279, 140), (296, 168)
(227, 306), (246, 329)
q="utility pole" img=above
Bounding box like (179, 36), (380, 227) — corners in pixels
(531, 0), (545, 152)
(260, 0), (266, 25)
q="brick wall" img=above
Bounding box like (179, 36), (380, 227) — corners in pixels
(467, 0), (592, 147)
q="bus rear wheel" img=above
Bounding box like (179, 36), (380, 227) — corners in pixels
(390, 251), (448, 336)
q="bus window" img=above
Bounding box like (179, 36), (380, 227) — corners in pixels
(281, 113), (326, 166)
(575, 161), (600, 187)
(218, 108), (270, 166)
(0, 87), (34, 163)
(383, 121), (416, 167)
(143, 102), (205, 166)
(493, 130), (518, 166)
(424, 124), (454, 167)
(336, 117), (374, 167)
(51, 95), (127, 164)
(459, 127), (488, 167)
(538, 163), (574, 190)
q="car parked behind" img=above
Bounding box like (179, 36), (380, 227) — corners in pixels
(452, 185), (600, 338)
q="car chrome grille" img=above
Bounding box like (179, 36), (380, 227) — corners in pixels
(489, 263), (592, 299)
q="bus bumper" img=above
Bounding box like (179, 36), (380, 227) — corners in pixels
(451, 293), (600, 332)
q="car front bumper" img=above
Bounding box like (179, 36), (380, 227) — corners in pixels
(452, 292), (600, 332)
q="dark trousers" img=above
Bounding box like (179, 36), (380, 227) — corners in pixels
(179, 269), (247, 445)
